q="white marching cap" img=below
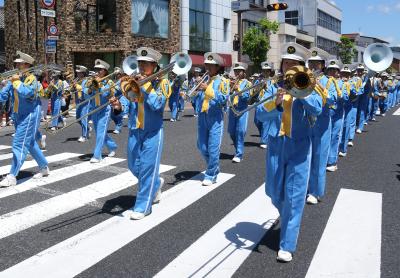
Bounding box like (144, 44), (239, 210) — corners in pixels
(281, 42), (310, 62)
(261, 61), (272, 70)
(114, 67), (123, 74)
(204, 52), (224, 66)
(356, 63), (365, 70)
(327, 59), (342, 70)
(341, 64), (351, 73)
(137, 47), (162, 63)
(233, 62), (248, 71)
(52, 70), (62, 76)
(75, 65), (88, 73)
(94, 59), (110, 71)
(14, 51), (35, 64)
(88, 71), (97, 77)
(308, 47), (330, 62)
(194, 67), (202, 73)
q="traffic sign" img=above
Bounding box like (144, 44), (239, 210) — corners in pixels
(41, 9), (56, 17)
(41, 0), (56, 9)
(46, 40), (57, 54)
(48, 23), (59, 36)
(231, 1), (250, 12)
(48, 36), (59, 40)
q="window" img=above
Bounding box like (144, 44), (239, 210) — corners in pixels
(97, 0), (117, 33)
(189, 0), (211, 52)
(131, 0), (169, 39)
(317, 36), (338, 55)
(223, 18), (230, 42)
(286, 35), (296, 43)
(249, 0), (265, 7)
(317, 9), (341, 34)
(285, 10), (298, 26)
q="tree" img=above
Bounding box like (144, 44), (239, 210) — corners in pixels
(338, 36), (357, 64)
(242, 18), (279, 71)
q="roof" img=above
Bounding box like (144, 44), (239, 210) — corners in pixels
(342, 33), (389, 44)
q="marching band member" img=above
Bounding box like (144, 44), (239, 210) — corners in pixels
(378, 72), (389, 116)
(254, 62), (273, 149)
(355, 65), (371, 133)
(0, 51), (49, 187)
(338, 66), (357, 157)
(85, 59), (118, 163)
(74, 65), (90, 142)
(48, 70), (67, 131)
(257, 43), (322, 262)
(396, 76), (400, 106)
(116, 47), (170, 220)
(168, 71), (181, 122)
(326, 60), (348, 172)
(197, 52), (229, 186)
(110, 67), (129, 134)
(189, 67), (203, 117)
(367, 73), (379, 122)
(228, 62), (251, 163)
(307, 48), (336, 205)
(387, 75), (396, 109)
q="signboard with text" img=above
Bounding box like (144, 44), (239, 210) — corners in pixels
(41, 9), (56, 17)
(46, 40), (57, 54)
(231, 1), (250, 12)
(41, 0), (56, 9)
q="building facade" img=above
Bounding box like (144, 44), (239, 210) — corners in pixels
(0, 6), (5, 71)
(4, 0), (181, 70)
(181, 0), (232, 68)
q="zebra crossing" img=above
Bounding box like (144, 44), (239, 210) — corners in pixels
(0, 146), (383, 277)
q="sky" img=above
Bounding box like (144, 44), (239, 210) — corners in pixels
(0, 1), (3, 7)
(332, 0), (400, 46)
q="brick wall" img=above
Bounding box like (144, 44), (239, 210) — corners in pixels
(5, 0), (181, 69)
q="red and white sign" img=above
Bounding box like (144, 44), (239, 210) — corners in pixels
(47, 23), (59, 36)
(41, 0), (56, 9)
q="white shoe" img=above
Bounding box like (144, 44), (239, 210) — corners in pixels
(33, 166), (50, 179)
(338, 152), (347, 157)
(202, 179), (214, 186)
(356, 129), (362, 134)
(306, 194), (319, 205)
(364, 122), (368, 126)
(372, 118), (377, 121)
(90, 157), (101, 163)
(153, 177), (164, 204)
(0, 174), (17, 187)
(77, 136), (87, 143)
(348, 141), (354, 147)
(277, 250), (293, 262)
(11, 133), (15, 137)
(108, 151), (116, 157)
(89, 126), (93, 132)
(62, 119), (67, 127)
(382, 113), (386, 117)
(170, 119), (176, 122)
(232, 157), (241, 163)
(326, 165), (338, 172)
(40, 135), (47, 149)
(50, 127), (56, 131)
(193, 114), (198, 117)
(113, 130), (120, 134)
(260, 144), (267, 149)
(1, 121), (6, 127)
(128, 210), (150, 220)
(89, 120), (93, 124)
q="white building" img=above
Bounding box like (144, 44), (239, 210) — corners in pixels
(181, 0), (233, 69)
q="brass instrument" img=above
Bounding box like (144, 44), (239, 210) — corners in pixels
(186, 71), (210, 99)
(0, 64), (63, 82)
(231, 65), (318, 117)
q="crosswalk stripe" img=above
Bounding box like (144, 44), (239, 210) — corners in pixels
(155, 185), (279, 278)
(305, 189), (382, 278)
(0, 150), (47, 162)
(0, 152), (82, 176)
(0, 165), (175, 240)
(0, 145), (11, 151)
(1, 173), (235, 277)
(393, 107), (400, 115)
(0, 157), (125, 200)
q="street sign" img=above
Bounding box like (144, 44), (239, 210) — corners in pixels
(47, 35), (59, 40)
(41, 9), (56, 17)
(41, 0), (56, 9)
(46, 40), (57, 54)
(48, 23), (59, 36)
(231, 1), (250, 12)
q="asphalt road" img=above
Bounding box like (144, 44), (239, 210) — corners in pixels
(0, 105), (398, 278)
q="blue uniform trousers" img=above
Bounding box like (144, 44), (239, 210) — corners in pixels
(168, 98), (179, 120)
(197, 112), (224, 182)
(92, 106), (117, 160)
(228, 110), (249, 159)
(51, 98), (63, 128)
(76, 100), (90, 138)
(379, 97), (388, 114)
(128, 128), (163, 214)
(356, 94), (369, 131)
(328, 111), (344, 166)
(266, 136), (311, 252)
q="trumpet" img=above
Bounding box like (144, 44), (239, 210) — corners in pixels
(0, 64), (63, 82)
(186, 71), (210, 99)
(231, 65), (318, 117)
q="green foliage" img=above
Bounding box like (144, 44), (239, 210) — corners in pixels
(338, 36), (357, 64)
(242, 19), (279, 71)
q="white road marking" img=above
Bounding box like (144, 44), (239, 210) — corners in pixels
(0, 150), (47, 162)
(1, 173), (234, 278)
(0, 145), (11, 151)
(306, 189), (382, 278)
(0, 152), (82, 176)
(393, 107), (400, 115)
(0, 165), (175, 239)
(155, 185), (279, 278)
(0, 157), (125, 200)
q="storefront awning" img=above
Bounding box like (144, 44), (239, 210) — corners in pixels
(189, 53), (232, 67)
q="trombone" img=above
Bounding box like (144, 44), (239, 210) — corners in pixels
(186, 71), (210, 99)
(231, 65), (318, 117)
(0, 64), (63, 82)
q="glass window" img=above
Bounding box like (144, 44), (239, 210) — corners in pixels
(285, 10), (299, 26)
(131, 0), (169, 39)
(317, 36), (338, 55)
(317, 9), (341, 34)
(223, 18), (230, 42)
(189, 2), (211, 52)
(98, 0), (117, 33)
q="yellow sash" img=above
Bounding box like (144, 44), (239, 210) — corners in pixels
(279, 94), (293, 137)
(201, 77), (217, 113)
